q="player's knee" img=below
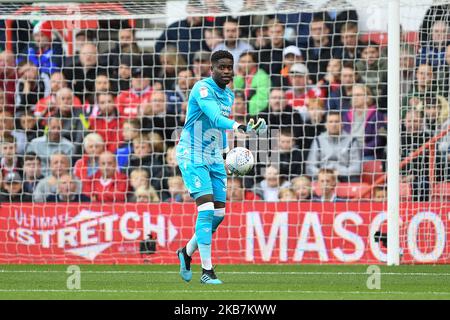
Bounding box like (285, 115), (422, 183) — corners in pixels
(196, 194), (214, 206)
(196, 202), (214, 245)
(212, 208), (225, 233)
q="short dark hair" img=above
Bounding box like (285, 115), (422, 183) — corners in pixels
(224, 17), (239, 25)
(24, 152), (41, 163)
(211, 50), (234, 65)
(326, 110), (342, 121)
(239, 50), (257, 63)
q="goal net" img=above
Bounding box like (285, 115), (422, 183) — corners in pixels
(0, 0), (448, 265)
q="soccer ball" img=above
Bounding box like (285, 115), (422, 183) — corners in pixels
(225, 147), (254, 176)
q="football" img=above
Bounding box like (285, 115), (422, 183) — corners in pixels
(225, 147), (255, 176)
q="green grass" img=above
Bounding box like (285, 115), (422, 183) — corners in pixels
(0, 264), (449, 300)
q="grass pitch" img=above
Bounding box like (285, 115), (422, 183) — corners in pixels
(0, 264), (449, 300)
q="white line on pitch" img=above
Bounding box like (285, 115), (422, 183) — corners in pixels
(0, 289), (449, 296)
(1, 270), (450, 276)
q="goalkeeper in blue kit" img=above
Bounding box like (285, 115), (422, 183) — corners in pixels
(175, 50), (266, 284)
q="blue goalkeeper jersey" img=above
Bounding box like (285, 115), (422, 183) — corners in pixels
(177, 77), (236, 165)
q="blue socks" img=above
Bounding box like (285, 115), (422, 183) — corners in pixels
(195, 202), (214, 270)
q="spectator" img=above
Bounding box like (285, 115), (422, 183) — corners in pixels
(417, 95), (449, 136)
(436, 44), (450, 97)
(116, 67), (153, 119)
(15, 60), (50, 112)
(214, 17), (253, 72)
(259, 18), (295, 83)
(254, 166), (290, 201)
(271, 45), (305, 89)
(116, 118), (140, 170)
(306, 13), (333, 83)
(166, 68), (196, 115)
(103, 23), (154, 81)
(0, 110), (27, 154)
(73, 133), (105, 188)
(204, 28), (223, 52)
(192, 51), (212, 81)
(284, 63), (324, 110)
(401, 109), (431, 201)
(134, 186), (160, 203)
(262, 88), (304, 143)
(233, 51), (270, 116)
(226, 176), (260, 201)
(372, 186), (387, 201)
(276, 129), (303, 178)
(162, 146), (181, 198)
(327, 63), (357, 111)
(313, 168), (344, 202)
(89, 92), (123, 153)
(291, 175), (312, 201)
(232, 90), (248, 124)
(0, 135), (22, 178)
(0, 171), (31, 202)
(26, 117), (75, 176)
(83, 151), (129, 202)
(63, 42), (102, 104)
(322, 58), (342, 91)
(400, 45), (417, 102)
(112, 54), (136, 93)
(0, 50), (17, 107)
(18, 111), (42, 142)
(22, 152), (44, 196)
(141, 90), (178, 142)
(55, 87), (88, 153)
(74, 30), (97, 55)
(306, 111), (362, 182)
(84, 73), (113, 118)
(301, 98), (327, 157)
(155, 45), (188, 90)
(165, 175), (191, 202)
(127, 134), (164, 191)
(17, 21), (60, 76)
(46, 173), (90, 202)
(355, 41), (388, 111)
(417, 20), (449, 68)
(34, 71), (82, 122)
(127, 168), (150, 202)
(278, 188), (297, 201)
(343, 84), (387, 160)
(154, 0), (208, 58)
(332, 21), (361, 62)
(402, 63), (436, 113)
(33, 153), (79, 202)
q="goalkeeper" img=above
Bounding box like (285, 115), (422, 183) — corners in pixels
(175, 50), (266, 284)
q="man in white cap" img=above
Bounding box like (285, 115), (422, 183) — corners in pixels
(273, 45), (303, 88)
(285, 62), (327, 111)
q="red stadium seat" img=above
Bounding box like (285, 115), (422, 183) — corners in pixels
(360, 32), (388, 46)
(361, 160), (384, 184)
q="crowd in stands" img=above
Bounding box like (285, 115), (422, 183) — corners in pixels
(0, 0), (448, 203)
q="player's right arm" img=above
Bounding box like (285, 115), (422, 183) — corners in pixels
(195, 85), (239, 130)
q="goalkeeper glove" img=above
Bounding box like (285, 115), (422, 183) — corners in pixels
(233, 118), (267, 135)
(246, 118), (267, 135)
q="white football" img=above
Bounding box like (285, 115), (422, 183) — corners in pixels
(225, 147), (255, 176)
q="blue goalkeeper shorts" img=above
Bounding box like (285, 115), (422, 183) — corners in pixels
(176, 149), (227, 202)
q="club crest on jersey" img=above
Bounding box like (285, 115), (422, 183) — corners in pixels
(200, 87), (208, 98)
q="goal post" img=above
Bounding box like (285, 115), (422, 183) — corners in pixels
(387, 0), (400, 266)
